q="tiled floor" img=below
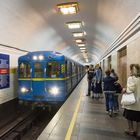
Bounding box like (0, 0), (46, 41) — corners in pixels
(37, 76), (137, 140)
(74, 97), (137, 140)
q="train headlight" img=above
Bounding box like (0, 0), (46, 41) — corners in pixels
(39, 55), (44, 60)
(49, 87), (59, 95)
(33, 55), (37, 60)
(21, 87), (29, 93)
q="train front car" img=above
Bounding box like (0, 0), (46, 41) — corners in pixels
(18, 51), (66, 107)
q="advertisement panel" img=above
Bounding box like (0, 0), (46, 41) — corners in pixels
(0, 54), (9, 89)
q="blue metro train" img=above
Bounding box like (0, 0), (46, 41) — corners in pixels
(18, 51), (85, 107)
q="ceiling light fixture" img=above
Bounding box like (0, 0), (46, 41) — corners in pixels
(85, 59), (89, 63)
(66, 21), (83, 29)
(81, 50), (87, 53)
(77, 43), (86, 47)
(84, 56), (88, 59)
(57, 2), (79, 15)
(80, 47), (86, 50)
(72, 31), (86, 37)
(75, 38), (85, 43)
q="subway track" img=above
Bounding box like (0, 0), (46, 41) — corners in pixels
(0, 109), (38, 140)
(0, 106), (58, 140)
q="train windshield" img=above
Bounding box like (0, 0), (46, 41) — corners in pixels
(19, 62), (31, 78)
(46, 62), (60, 78)
(34, 63), (43, 78)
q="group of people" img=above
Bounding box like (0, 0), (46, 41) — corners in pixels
(87, 65), (121, 115)
(87, 65), (103, 99)
(87, 64), (140, 138)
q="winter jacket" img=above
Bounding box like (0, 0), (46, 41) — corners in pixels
(103, 76), (116, 91)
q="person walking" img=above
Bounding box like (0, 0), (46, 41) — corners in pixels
(122, 64), (140, 138)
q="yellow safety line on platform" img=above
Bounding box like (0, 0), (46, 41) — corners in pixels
(65, 93), (82, 140)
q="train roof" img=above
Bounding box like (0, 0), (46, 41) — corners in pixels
(18, 51), (83, 66)
(28, 51), (65, 58)
(19, 51), (65, 61)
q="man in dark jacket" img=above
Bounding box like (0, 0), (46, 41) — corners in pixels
(87, 66), (94, 96)
(103, 70), (116, 117)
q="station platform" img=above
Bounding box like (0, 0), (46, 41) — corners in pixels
(37, 76), (136, 140)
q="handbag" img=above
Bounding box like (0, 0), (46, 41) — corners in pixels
(121, 93), (136, 105)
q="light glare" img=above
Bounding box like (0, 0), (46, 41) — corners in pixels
(76, 39), (83, 43)
(39, 55), (44, 60)
(57, 2), (79, 15)
(49, 87), (59, 95)
(77, 43), (85, 47)
(33, 55), (37, 60)
(21, 87), (28, 93)
(66, 21), (83, 29)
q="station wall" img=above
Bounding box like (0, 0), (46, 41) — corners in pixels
(0, 45), (25, 104)
(100, 30), (140, 87)
(127, 37), (140, 76)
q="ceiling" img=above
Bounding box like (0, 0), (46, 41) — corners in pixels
(0, 0), (140, 64)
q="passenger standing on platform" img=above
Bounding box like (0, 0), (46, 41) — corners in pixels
(103, 70), (116, 117)
(86, 65), (94, 96)
(110, 69), (120, 113)
(123, 64), (140, 138)
(94, 65), (102, 99)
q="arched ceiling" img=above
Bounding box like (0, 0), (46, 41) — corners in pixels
(0, 0), (140, 64)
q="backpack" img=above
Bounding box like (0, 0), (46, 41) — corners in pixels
(114, 82), (122, 93)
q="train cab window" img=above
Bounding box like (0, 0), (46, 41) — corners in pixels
(46, 62), (60, 78)
(34, 63), (43, 78)
(19, 62), (31, 78)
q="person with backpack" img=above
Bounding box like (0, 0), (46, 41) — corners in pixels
(110, 69), (122, 113)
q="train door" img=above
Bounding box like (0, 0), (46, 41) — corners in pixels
(66, 60), (72, 93)
(103, 59), (105, 77)
(33, 62), (44, 96)
(77, 65), (80, 81)
(76, 65), (78, 83)
(72, 62), (76, 87)
(118, 47), (127, 87)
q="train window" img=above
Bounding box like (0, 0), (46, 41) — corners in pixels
(46, 62), (60, 78)
(34, 63), (43, 78)
(19, 62), (31, 78)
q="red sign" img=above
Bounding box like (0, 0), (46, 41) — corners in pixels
(0, 68), (9, 74)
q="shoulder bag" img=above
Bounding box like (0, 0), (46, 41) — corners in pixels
(121, 93), (136, 106)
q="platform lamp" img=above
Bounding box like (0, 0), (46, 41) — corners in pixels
(56, 2), (80, 15)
